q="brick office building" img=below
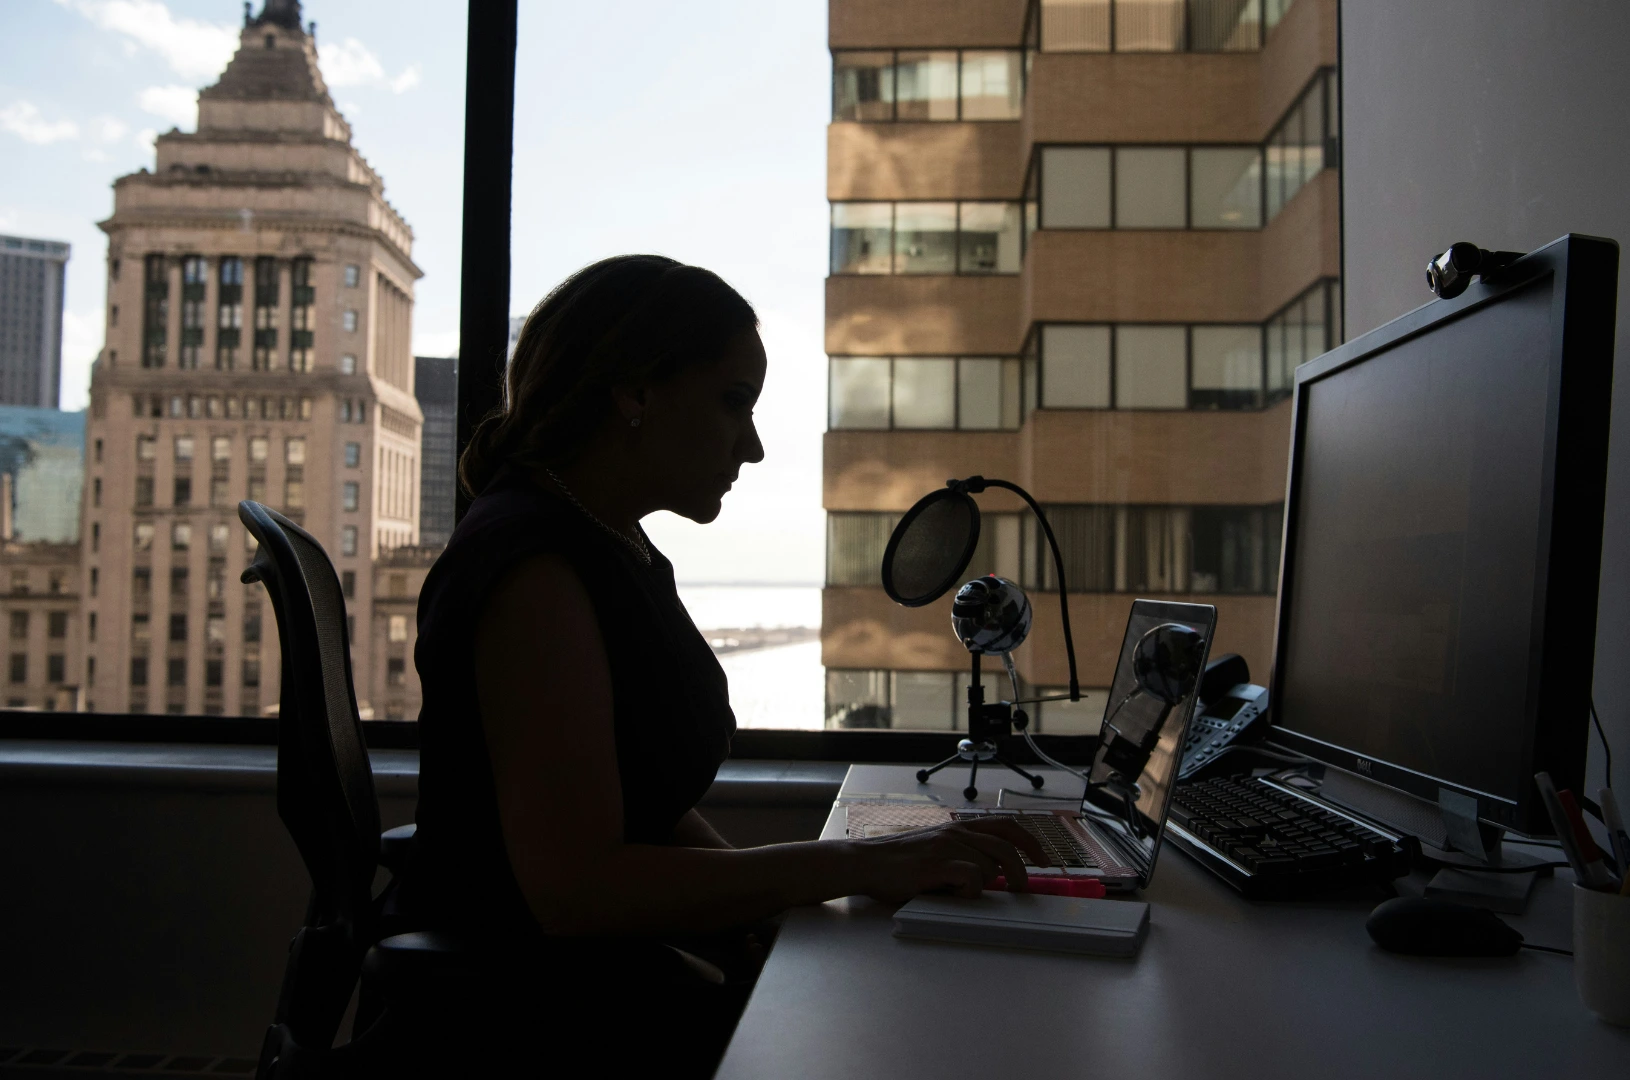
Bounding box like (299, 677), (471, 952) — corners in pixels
(822, 0), (1341, 731)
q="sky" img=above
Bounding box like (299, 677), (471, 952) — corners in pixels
(0, 0), (831, 584)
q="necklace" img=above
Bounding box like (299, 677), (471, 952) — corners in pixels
(545, 467), (652, 565)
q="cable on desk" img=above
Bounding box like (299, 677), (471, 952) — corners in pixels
(1427, 860), (1570, 874)
(1520, 942), (1574, 957)
(1591, 697), (1612, 790)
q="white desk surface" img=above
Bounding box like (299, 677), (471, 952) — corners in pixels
(716, 764), (1630, 1080)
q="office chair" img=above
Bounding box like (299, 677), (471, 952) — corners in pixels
(239, 501), (467, 1077)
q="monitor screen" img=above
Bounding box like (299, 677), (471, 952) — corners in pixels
(1276, 278), (1557, 806)
(1085, 599), (1216, 877)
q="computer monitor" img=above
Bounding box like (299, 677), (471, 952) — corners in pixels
(1269, 234), (1618, 838)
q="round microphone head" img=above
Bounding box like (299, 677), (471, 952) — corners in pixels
(881, 486), (981, 608)
(951, 575), (1032, 655)
(1132, 623), (1206, 705)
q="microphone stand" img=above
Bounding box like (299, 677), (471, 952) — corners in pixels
(916, 650), (1046, 802)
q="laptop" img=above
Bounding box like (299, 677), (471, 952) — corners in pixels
(847, 599), (1217, 893)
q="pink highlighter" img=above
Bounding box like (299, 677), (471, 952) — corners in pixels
(990, 875), (1106, 899)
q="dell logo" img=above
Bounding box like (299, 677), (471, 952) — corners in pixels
(1356, 758), (1373, 775)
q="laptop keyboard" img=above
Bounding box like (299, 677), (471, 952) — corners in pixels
(1013, 815), (1097, 869)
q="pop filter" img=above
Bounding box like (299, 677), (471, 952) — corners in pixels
(881, 486), (981, 607)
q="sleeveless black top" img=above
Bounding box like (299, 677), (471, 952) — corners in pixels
(407, 469), (735, 942)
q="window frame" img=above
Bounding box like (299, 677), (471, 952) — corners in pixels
(831, 47), (1027, 123)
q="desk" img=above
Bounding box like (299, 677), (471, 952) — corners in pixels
(717, 765), (1630, 1079)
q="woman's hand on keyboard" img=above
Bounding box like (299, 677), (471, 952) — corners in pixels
(850, 819), (1051, 901)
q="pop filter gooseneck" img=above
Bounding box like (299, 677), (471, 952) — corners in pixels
(880, 476), (1078, 701)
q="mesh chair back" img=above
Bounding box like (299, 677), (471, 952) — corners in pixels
(239, 501), (381, 926)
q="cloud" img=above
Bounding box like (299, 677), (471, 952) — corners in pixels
(0, 101), (80, 144)
(83, 147), (111, 162)
(55, 0), (237, 80)
(136, 127), (157, 148)
(139, 84), (197, 129)
(60, 310), (104, 412)
(389, 65), (422, 94)
(95, 116), (129, 142)
(319, 37), (419, 95)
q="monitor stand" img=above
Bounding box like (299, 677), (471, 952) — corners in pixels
(1314, 768), (1552, 913)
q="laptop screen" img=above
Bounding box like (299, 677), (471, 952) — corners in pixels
(1082, 599), (1217, 881)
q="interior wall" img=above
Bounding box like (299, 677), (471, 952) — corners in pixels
(1339, 0), (1630, 795)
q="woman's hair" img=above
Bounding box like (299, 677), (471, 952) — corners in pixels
(458, 255), (758, 497)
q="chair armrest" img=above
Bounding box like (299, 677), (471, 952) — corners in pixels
(378, 823), (417, 875)
(364, 931), (481, 984)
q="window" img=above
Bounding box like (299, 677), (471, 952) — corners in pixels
(167, 658), (186, 687)
(211, 478), (231, 507)
(343, 263), (361, 287)
(290, 257), (315, 372)
(90, 568), (99, 597)
(249, 436), (268, 463)
(284, 478), (305, 510)
(134, 522), (155, 551)
(242, 658), (260, 688)
(88, 612), (97, 642)
(388, 614), (409, 642)
(1266, 69), (1336, 221)
(1266, 278), (1340, 394)
(93, 477), (102, 507)
(1032, 0), (1262, 53)
(169, 614), (187, 642)
(341, 353), (357, 375)
(137, 435), (156, 461)
(1039, 326), (1111, 408)
(212, 436), (231, 462)
(1190, 147), (1263, 229)
(180, 256), (206, 368)
(1114, 148), (1186, 228)
(342, 526), (358, 557)
(387, 657), (407, 687)
(1190, 326), (1264, 409)
(94, 438), (103, 463)
(170, 566), (188, 596)
(9, 654), (26, 684)
(86, 656), (96, 686)
(217, 256), (243, 370)
(142, 254), (168, 368)
(1114, 326), (1188, 408)
(343, 310), (358, 333)
(345, 442), (361, 468)
(130, 657), (148, 687)
(247, 476), (267, 503)
(209, 524), (229, 554)
(957, 358), (1022, 430)
(172, 522), (191, 551)
(9, 570), (28, 593)
(134, 476), (154, 508)
(205, 660), (224, 688)
(825, 669), (892, 728)
(828, 358), (892, 430)
(831, 201), (1026, 275)
(8, 612), (25, 639)
(891, 358), (956, 428)
(1040, 147), (1111, 229)
(92, 521), (101, 550)
(131, 568), (151, 599)
(173, 477), (192, 507)
(243, 607), (262, 644)
(252, 256), (279, 371)
(341, 570), (356, 599)
(342, 481), (360, 512)
(832, 49), (1025, 121)
(285, 437), (306, 465)
(47, 612), (67, 638)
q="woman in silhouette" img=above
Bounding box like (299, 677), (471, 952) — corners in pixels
(409, 254), (1044, 1073)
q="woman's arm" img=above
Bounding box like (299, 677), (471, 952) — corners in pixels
(673, 809), (733, 849)
(475, 553), (1047, 937)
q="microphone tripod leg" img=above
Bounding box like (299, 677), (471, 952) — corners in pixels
(993, 754), (1046, 790)
(964, 755), (981, 802)
(916, 753), (963, 784)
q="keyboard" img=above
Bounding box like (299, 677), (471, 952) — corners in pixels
(1165, 775), (1410, 899)
(1012, 814), (1096, 870)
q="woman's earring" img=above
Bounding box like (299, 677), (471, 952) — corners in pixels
(630, 417), (642, 428)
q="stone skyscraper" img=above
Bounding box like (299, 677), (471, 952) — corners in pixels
(80, 0), (422, 715)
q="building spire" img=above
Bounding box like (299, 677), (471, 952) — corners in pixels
(251, 0), (304, 33)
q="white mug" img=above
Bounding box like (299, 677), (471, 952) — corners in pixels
(1573, 883), (1630, 1026)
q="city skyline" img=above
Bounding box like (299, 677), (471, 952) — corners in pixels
(1, 0), (830, 585)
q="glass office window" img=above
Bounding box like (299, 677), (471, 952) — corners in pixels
(826, 513), (898, 587)
(1293, 75), (1325, 188)
(960, 51), (1022, 119)
(833, 51), (895, 121)
(1121, 505), (1191, 592)
(1040, 0), (1112, 51)
(892, 358), (956, 428)
(1042, 325), (1111, 408)
(895, 51), (958, 121)
(825, 669), (891, 728)
(1191, 505), (1281, 593)
(958, 202), (1022, 273)
(1191, 325), (1263, 409)
(831, 203), (893, 274)
(1190, 0), (1262, 51)
(957, 358), (1009, 430)
(1116, 0), (1186, 51)
(1036, 688), (1111, 735)
(891, 671), (956, 729)
(893, 203), (958, 274)
(1040, 147), (1111, 229)
(829, 357), (892, 429)
(1115, 325), (1188, 408)
(1264, 0), (1293, 34)
(967, 511), (1022, 582)
(1029, 505), (1117, 591)
(1115, 148), (1187, 227)
(1302, 288), (1328, 364)
(1190, 147), (1262, 228)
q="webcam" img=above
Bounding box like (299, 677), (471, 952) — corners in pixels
(1426, 243), (1523, 300)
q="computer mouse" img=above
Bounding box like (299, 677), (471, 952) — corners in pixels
(1365, 897), (1523, 957)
